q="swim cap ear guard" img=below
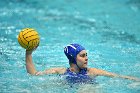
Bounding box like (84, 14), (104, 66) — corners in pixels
(64, 43), (85, 64)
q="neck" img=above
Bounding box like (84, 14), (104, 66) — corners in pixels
(70, 64), (81, 73)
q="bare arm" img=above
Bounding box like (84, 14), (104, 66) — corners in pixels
(117, 75), (140, 81)
(35, 68), (66, 75)
(26, 50), (37, 75)
(89, 68), (140, 81)
(25, 50), (66, 75)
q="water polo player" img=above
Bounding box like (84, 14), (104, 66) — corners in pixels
(25, 43), (140, 83)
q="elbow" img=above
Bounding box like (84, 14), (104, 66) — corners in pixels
(27, 70), (36, 75)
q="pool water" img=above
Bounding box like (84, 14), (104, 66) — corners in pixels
(0, 0), (140, 93)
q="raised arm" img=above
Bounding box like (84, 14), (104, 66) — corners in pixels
(25, 50), (66, 75)
(26, 50), (37, 75)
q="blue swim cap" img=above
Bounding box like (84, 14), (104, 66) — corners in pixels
(64, 44), (85, 64)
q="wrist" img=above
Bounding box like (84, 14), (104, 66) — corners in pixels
(26, 50), (33, 55)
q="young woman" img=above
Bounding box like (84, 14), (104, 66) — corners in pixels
(25, 43), (140, 83)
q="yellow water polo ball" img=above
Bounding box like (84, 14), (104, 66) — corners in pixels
(18, 28), (40, 51)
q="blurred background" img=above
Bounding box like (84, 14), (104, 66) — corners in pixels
(0, 0), (140, 93)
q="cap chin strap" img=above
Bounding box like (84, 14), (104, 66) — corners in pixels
(75, 62), (81, 70)
(74, 61), (86, 72)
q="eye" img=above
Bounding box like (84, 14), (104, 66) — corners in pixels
(80, 54), (85, 57)
(80, 53), (87, 57)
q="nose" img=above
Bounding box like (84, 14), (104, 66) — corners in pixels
(85, 56), (88, 61)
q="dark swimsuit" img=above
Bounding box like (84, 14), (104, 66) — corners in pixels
(64, 68), (95, 84)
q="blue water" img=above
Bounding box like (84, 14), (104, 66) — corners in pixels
(0, 0), (140, 93)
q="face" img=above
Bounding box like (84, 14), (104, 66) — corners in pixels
(76, 50), (88, 69)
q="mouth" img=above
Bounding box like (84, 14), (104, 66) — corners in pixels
(84, 62), (87, 65)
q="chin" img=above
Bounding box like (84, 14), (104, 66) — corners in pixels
(82, 65), (87, 69)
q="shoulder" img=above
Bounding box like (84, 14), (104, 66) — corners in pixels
(88, 68), (106, 75)
(88, 68), (117, 77)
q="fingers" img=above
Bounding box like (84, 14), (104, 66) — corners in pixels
(26, 45), (39, 53)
